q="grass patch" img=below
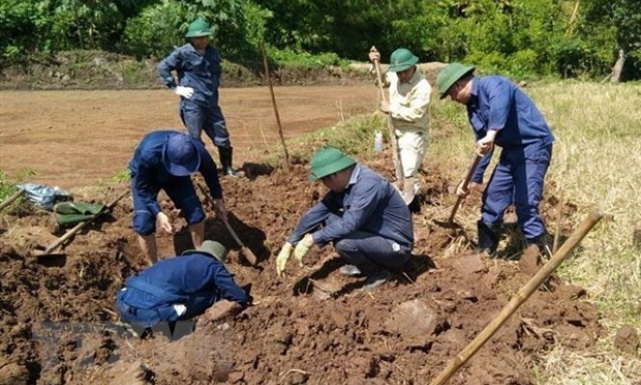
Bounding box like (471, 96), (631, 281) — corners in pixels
(0, 168), (36, 212)
(246, 113), (385, 168)
(268, 48), (350, 69)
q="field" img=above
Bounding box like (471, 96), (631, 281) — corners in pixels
(0, 82), (640, 385)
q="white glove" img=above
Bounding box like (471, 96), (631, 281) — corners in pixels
(174, 86), (194, 99)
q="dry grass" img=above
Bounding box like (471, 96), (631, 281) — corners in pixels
(429, 81), (641, 384)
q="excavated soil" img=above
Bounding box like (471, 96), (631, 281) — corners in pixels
(0, 153), (601, 385)
(0, 89), (602, 385)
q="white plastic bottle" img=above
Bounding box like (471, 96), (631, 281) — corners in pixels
(374, 131), (383, 153)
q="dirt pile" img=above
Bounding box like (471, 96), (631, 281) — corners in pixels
(0, 158), (602, 385)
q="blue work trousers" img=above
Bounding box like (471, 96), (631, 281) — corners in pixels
(131, 180), (204, 235)
(326, 214), (411, 274)
(116, 287), (218, 328)
(180, 99), (230, 148)
(481, 142), (552, 240)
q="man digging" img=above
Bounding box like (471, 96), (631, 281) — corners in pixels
(275, 147), (414, 291)
(116, 240), (250, 337)
(129, 130), (227, 265)
(437, 63), (554, 261)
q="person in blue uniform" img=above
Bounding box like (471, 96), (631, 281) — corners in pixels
(129, 130), (227, 265)
(158, 19), (239, 177)
(275, 147), (414, 290)
(116, 240), (250, 333)
(437, 63), (554, 256)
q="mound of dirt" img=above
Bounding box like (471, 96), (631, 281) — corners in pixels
(0, 156), (602, 385)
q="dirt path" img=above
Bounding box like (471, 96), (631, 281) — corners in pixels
(0, 86), (377, 187)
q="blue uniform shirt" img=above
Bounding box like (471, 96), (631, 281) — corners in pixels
(128, 130), (222, 217)
(468, 76), (554, 182)
(288, 165), (414, 249)
(158, 43), (222, 106)
(120, 254), (248, 321)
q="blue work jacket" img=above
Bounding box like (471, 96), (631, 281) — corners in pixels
(120, 253), (249, 321)
(158, 43), (222, 106)
(468, 76), (555, 182)
(128, 130), (222, 217)
(288, 165), (414, 249)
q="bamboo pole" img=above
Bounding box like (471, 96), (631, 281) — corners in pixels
(0, 189), (25, 210)
(428, 211), (603, 385)
(260, 42), (291, 172)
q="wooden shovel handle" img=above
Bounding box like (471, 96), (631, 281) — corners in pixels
(197, 182), (258, 265)
(40, 190), (129, 256)
(448, 154), (483, 223)
(222, 217), (244, 247)
(0, 189), (25, 210)
(371, 45), (403, 182)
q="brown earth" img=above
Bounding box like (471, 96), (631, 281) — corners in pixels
(0, 89), (601, 385)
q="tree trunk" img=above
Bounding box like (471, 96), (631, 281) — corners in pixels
(611, 49), (625, 83)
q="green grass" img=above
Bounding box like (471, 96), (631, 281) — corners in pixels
(0, 170), (16, 201)
(0, 168), (36, 211)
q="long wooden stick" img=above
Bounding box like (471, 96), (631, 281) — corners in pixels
(39, 190), (129, 256)
(371, 46), (403, 182)
(197, 183), (258, 265)
(260, 42), (290, 172)
(0, 189), (25, 210)
(447, 154), (483, 223)
(428, 211), (603, 385)
(553, 188), (565, 253)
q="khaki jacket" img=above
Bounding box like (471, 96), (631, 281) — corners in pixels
(385, 68), (431, 135)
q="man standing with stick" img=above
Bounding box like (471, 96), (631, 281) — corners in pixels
(368, 47), (432, 208)
(437, 63), (554, 258)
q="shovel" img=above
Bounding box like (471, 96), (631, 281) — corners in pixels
(37, 190), (129, 257)
(197, 183), (258, 265)
(434, 153), (483, 228)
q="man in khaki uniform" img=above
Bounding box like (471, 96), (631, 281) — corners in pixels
(369, 47), (432, 207)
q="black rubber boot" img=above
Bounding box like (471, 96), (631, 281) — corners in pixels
(218, 146), (238, 177)
(476, 220), (501, 255)
(525, 233), (551, 255)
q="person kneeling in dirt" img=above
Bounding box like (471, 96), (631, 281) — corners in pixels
(129, 130), (227, 265)
(116, 240), (250, 336)
(275, 147), (414, 291)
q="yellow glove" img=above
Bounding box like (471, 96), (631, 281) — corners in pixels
(294, 233), (314, 266)
(276, 242), (293, 276)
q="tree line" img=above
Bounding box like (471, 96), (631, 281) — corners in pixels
(1, 0), (640, 80)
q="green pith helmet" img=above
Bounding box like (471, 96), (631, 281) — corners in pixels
(388, 48), (419, 72)
(436, 62), (475, 99)
(182, 240), (228, 264)
(309, 147), (356, 181)
(185, 19), (212, 38)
